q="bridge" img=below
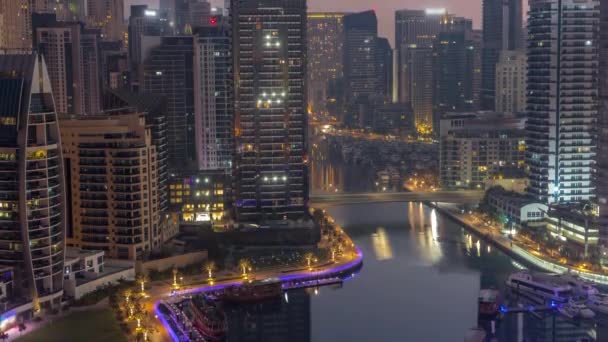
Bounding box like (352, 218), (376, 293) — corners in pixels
(310, 190), (484, 207)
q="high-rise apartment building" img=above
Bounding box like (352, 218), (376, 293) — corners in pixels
(33, 14), (102, 115)
(0, 0), (32, 50)
(128, 5), (169, 89)
(142, 36), (196, 170)
(481, 0), (523, 110)
(175, 0), (211, 34)
(231, 0), (308, 222)
(307, 12), (347, 116)
(433, 28), (477, 119)
(84, 0), (125, 41)
(60, 112), (162, 260)
(394, 9), (445, 105)
(194, 23), (234, 173)
(526, 0), (598, 204)
(596, 0), (608, 234)
(495, 50), (526, 113)
(0, 53), (67, 310)
(343, 10), (378, 105)
(395, 9), (446, 135)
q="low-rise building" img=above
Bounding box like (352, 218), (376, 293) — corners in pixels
(63, 248), (135, 300)
(440, 112), (526, 189)
(483, 187), (546, 228)
(545, 204), (599, 250)
(168, 170), (228, 225)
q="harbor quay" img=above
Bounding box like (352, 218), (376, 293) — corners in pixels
(432, 203), (608, 285)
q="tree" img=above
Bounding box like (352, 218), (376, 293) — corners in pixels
(238, 259), (251, 278)
(204, 261), (216, 279)
(136, 274), (148, 294)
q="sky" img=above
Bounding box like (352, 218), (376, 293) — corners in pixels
(126, 0), (529, 46)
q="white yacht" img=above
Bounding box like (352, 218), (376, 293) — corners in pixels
(554, 273), (599, 297)
(558, 299), (595, 320)
(586, 294), (608, 315)
(506, 271), (572, 302)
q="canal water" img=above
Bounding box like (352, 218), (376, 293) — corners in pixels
(223, 145), (605, 341)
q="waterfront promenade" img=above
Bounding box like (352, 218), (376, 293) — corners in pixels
(434, 203), (608, 285)
(150, 222), (363, 342)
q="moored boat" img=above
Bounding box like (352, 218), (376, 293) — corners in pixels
(558, 299), (595, 320)
(586, 293), (608, 315)
(222, 277), (283, 303)
(188, 295), (226, 340)
(478, 289), (501, 320)
(506, 271), (572, 302)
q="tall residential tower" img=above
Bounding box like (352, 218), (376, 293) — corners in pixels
(526, 0), (599, 204)
(231, 0), (308, 222)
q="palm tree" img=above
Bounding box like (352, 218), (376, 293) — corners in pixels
(204, 261), (216, 279)
(304, 252), (315, 270)
(136, 274), (148, 294)
(238, 259), (251, 278)
(123, 289), (133, 305)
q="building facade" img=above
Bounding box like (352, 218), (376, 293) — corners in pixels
(440, 112), (526, 189)
(495, 50), (526, 113)
(598, 0), (608, 240)
(60, 112), (162, 260)
(231, 0), (309, 222)
(526, 0), (598, 204)
(394, 9), (445, 135)
(142, 36), (196, 170)
(481, 0), (524, 110)
(307, 12), (347, 116)
(0, 53), (67, 311)
(194, 24), (234, 173)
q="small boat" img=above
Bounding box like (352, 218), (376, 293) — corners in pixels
(558, 299), (595, 320)
(478, 289), (501, 320)
(222, 277), (283, 303)
(586, 293), (608, 315)
(188, 295), (227, 340)
(506, 271), (572, 302)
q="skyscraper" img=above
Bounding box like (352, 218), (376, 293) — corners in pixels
(128, 5), (168, 90)
(394, 9), (446, 135)
(0, 53), (67, 309)
(194, 21), (234, 173)
(307, 12), (347, 116)
(33, 14), (102, 115)
(526, 0), (598, 204)
(596, 0), (608, 232)
(231, 0), (308, 222)
(495, 50), (526, 114)
(142, 36), (196, 170)
(0, 0), (31, 50)
(481, 0), (523, 110)
(84, 0), (125, 41)
(433, 25), (476, 119)
(343, 10), (384, 127)
(394, 9), (445, 104)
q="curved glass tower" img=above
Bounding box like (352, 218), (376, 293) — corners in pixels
(0, 53), (66, 310)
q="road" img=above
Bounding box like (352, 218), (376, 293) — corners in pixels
(310, 190), (484, 207)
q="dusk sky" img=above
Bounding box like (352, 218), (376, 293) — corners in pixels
(126, 0), (529, 45)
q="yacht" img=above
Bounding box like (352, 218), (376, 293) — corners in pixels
(558, 299), (595, 320)
(554, 273), (599, 297)
(586, 294), (608, 315)
(506, 271), (572, 302)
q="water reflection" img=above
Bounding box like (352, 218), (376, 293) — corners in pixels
(225, 289), (311, 342)
(371, 227), (393, 261)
